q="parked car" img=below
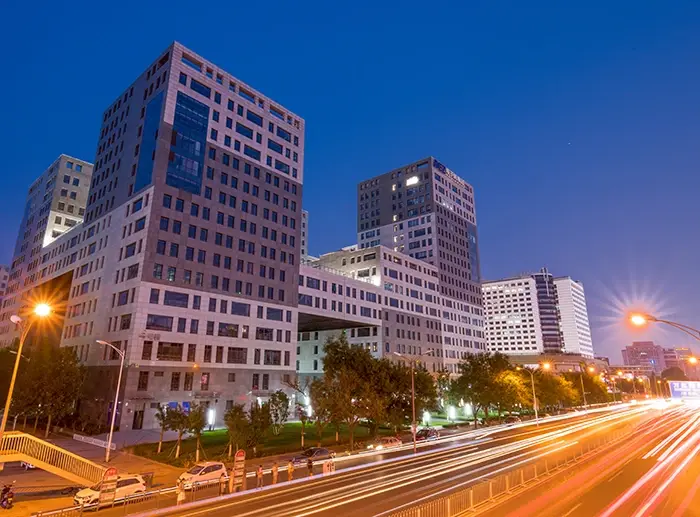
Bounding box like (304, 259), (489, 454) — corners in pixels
(366, 437), (402, 451)
(415, 428), (440, 442)
(178, 462), (227, 489)
(289, 447), (332, 466)
(504, 416), (522, 425)
(74, 474), (146, 506)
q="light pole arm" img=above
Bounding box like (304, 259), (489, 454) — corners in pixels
(652, 319), (700, 342)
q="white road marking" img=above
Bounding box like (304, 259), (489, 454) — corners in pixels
(562, 502), (582, 517)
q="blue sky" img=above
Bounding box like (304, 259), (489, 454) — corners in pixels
(2, 1), (700, 361)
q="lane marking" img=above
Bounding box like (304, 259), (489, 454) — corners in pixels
(608, 471), (623, 482)
(561, 502), (582, 517)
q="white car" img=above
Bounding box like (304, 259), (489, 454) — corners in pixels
(178, 462), (227, 489)
(367, 437), (402, 451)
(74, 474), (146, 506)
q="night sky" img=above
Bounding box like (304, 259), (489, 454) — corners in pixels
(3, 1), (699, 362)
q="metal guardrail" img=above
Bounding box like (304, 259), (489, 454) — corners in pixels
(33, 478), (229, 517)
(0, 431), (106, 486)
(388, 426), (630, 517)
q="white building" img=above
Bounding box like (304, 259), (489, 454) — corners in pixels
(554, 277), (594, 358)
(482, 277), (544, 355)
(482, 270), (594, 359)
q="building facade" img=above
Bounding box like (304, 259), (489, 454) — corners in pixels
(0, 42), (305, 431)
(622, 341), (666, 374)
(356, 158), (485, 373)
(482, 268), (594, 358)
(554, 276), (594, 357)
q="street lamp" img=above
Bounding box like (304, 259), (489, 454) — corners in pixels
(391, 352), (418, 454)
(516, 366), (545, 426)
(629, 313), (700, 342)
(579, 365), (594, 409)
(0, 304), (52, 459)
(96, 339), (125, 463)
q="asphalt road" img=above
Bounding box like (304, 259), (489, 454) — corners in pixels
(118, 405), (651, 517)
(479, 402), (700, 517)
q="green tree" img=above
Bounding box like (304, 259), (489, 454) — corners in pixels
(167, 405), (189, 459)
(563, 372), (610, 405)
(35, 346), (84, 437)
(268, 390), (290, 435)
(247, 401), (271, 455)
(309, 379), (332, 446)
(450, 352), (513, 426)
(224, 403), (248, 457)
(154, 404), (169, 454)
(662, 367), (687, 381)
(534, 371), (577, 410)
(493, 370), (529, 420)
(188, 403), (207, 462)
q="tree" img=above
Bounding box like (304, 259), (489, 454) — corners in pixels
(309, 379), (332, 446)
(268, 390), (290, 435)
(247, 401), (271, 455)
(534, 371), (577, 410)
(296, 402), (309, 448)
(224, 403), (248, 457)
(450, 352), (513, 426)
(563, 372), (610, 405)
(188, 403), (207, 463)
(167, 405), (189, 459)
(492, 370), (529, 420)
(662, 367), (687, 381)
(154, 404), (169, 454)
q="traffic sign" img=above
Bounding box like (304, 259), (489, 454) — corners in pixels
(99, 467), (118, 507)
(232, 449), (246, 490)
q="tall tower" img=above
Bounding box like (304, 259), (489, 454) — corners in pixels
(357, 157), (484, 373)
(1, 42), (305, 431)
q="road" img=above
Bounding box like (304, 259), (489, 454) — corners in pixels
(113, 405), (651, 517)
(479, 401), (700, 517)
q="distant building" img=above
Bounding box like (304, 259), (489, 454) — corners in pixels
(482, 268), (594, 358)
(0, 265), (9, 304)
(622, 341), (666, 374)
(301, 210), (309, 260)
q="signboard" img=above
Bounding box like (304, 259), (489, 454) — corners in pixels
(99, 467), (119, 507)
(669, 381), (700, 399)
(232, 449), (246, 490)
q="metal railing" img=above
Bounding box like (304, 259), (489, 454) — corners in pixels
(0, 431), (106, 486)
(389, 427), (630, 517)
(33, 477), (230, 517)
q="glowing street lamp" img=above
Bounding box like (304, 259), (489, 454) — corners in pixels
(0, 304), (52, 467)
(96, 339), (125, 463)
(628, 312), (700, 342)
(542, 362), (552, 371)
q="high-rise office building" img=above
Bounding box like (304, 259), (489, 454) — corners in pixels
(482, 268), (594, 358)
(356, 157), (485, 373)
(0, 42), (305, 430)
(2, 155), (93, 339)
(0, 265), (9, 305)
(554, 276), (594, 357)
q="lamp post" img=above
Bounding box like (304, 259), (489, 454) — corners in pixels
(391, 351), (434, 454)
(579, 365), (594, 409)
(516, 361), (550, 426)
(0, 304), (51, 457)
(96, 340), (125, 463)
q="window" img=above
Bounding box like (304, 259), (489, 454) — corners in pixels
(204, 345), (212, 363)
(247, 110), (263, 127)
(142, 341), (153, 360)
(170, 372), (180, 391)
(262, 373), (269, 390)
(157, 342), (183, 361)
(227, 347), (247, 364)
(187, 343), (197, 362)
(184, 372), (194, 391)
(244, 145), (261, 161)
(264, 350), (281, 365)
(200, 373), (210, 391)
(255, 327), (274, 341)
(137, 372), (149, 391)
(149, 288), (160, 304)
(228, 372), (236, 382)
(190, 79), (211, 98)
(146, 314), (173, 331)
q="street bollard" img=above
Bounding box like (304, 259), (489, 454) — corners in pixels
(505, 475), (510, 493)
(489, 480), (493, 499)
(520, 469), (525, 486)
(469, 488), (474, 509)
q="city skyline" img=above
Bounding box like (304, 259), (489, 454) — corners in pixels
(3, 1), (700, 362)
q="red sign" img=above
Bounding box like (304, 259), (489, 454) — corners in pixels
(99, 467), (119, 506)
(232, 449), (246, 488)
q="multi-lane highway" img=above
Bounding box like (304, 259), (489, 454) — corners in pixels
(119, 405), (652, 517)
(479, 402), (700, 517)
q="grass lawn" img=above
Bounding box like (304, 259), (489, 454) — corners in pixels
(132, 422), (398, 467)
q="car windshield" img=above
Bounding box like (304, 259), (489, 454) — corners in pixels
(302, 449), (316, 457)
(187, 466), (204, 474)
